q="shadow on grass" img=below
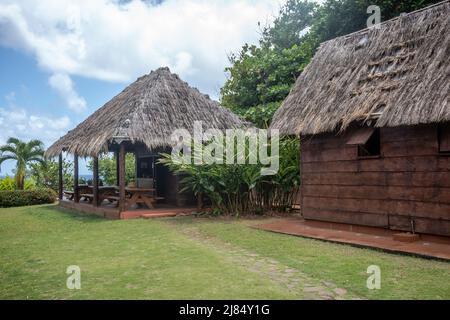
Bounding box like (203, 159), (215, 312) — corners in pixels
(29, 204), (108, 224)
(166, 214), (250, 226)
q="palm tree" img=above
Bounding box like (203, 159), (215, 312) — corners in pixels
(0, 138), (45, 190)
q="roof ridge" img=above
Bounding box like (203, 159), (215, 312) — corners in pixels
(45, 66), (245, 158)
(320, 0), (449, 46)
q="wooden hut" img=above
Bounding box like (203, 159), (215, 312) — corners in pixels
(270, 1), (450, 236)
(45, 67), (244, 218)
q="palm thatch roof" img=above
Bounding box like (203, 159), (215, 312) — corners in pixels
(46, 67), (244, 158)
(270, 1), (450, 136)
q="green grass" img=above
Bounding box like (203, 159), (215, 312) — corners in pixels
(0, 205), (449, 299)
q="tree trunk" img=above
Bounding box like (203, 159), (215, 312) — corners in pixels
(197, 192), (203, 211)
(16, 174), (24, 190)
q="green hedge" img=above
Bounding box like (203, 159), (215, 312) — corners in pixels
(0, 189), (57, 208)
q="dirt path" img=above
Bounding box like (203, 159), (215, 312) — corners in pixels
(166, 221), (356, 300)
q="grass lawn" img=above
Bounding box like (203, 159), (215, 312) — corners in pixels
(0, 204), (449, 299)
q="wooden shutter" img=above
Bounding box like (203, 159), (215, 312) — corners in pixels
(346, 127), (375, 145)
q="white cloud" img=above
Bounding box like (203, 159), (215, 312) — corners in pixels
(0, 0), (285, 99)
(0, 105), (71, 148)
(49, 73), (87, 112)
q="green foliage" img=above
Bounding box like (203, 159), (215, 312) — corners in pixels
(0, 137), (45, 190)
(29, 159), (73, 192)
(312, 0), (442, 43)
(233, 102), (281, 129)
(0, 188), (57, 208)
(0, 176), (16, 191)
(221, 43), (312, 117)
(0, 176), (35, 191)
(159, 137), (300, 216)
(221, 0), (316, 120)
(87, 153), (136, 186)
(261, 0), (317, 49)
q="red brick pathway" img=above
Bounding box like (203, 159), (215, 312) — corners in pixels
(254, 218), (450, 261)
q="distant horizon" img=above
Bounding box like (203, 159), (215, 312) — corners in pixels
(0, 173), (93, 179)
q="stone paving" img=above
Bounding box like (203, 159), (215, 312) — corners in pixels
(174, 225), (356, 300)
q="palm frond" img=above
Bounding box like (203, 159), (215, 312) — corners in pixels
(6, 137), (22, 146)
(0, 145), (17, 154)
(27, 139), (44, 149)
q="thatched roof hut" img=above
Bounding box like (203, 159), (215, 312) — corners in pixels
(46, 67), (244, 158)
(270, 0), (450, 136)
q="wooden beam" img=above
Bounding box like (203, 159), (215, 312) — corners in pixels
(119, 143), (126, 212)
(93, 156), (99, 207)
(74, 154), (79, 203)
(115, 150), (120, 186)
(58, 153), (63, 200)
(135, 151), (138, 186)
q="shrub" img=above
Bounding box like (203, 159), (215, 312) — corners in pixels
(0, 188), (57, 208)
(0, 176), (36, 191)
(0, 176), (16, 191)
(159, 137), (300, 216)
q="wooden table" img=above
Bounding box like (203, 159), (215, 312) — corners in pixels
(77, 185), (93, 202)
(98, 187), (120, 206)
(79, 186), (119, 205)
(123, 187), (156, 210)
(63, 190), (75, 200)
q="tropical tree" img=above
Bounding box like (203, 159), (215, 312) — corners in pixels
(29, 159), (73, 192)
(221, 0), (442, 128)
(87, 153), (136, 186)
(0, 138), (45, 190)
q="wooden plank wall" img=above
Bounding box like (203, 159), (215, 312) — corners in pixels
(301, 124), (450, 236)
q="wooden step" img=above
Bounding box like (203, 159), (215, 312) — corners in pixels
(141, 212), (178, 219)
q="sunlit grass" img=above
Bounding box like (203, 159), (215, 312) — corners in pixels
(0, 205), (448, 299)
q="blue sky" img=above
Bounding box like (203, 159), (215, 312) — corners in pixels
(0, 46), (124, 174)
(0, 0), (284, 175)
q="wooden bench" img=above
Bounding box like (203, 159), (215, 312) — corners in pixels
(104, 195), (120, 207)
(80, 194), (94, 203)
(63, 191), (74, 200)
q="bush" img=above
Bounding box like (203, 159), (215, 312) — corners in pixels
(159, 137), (300, 216)
(0, 176), (35, 191)
(0, 176), (16, 191)
(0, 188), (57, 208)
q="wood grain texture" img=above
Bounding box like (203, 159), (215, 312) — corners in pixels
(300, 124), (450, 236)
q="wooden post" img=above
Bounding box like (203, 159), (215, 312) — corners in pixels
(115, 150), (120, 186)
(58, 153), (63, 200)
(299, 140), (303, 216)
(74, 154), (79, 203)
(93, 156), (99, 207)
(135, 151), (138, 186)
(119, 143), (126, 212)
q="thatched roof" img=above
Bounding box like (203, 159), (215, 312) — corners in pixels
(46, 67), (244, 157)
(270, 1), (450, 136)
